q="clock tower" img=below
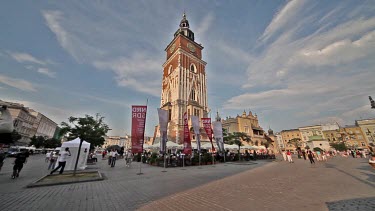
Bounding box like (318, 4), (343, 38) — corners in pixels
(160, 13), (209, 144)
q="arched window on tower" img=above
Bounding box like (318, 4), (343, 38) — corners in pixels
(190, 89), (195, 101)
(190, 63), (197, 73)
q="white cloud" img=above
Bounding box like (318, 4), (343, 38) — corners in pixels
(93, 53), (162, 96)
(42, 10), (105, 63)
(0, 74), (37, 92)
(195, 12), (215, 38)
(37, 67), (56, 78)
(9, 52), (46, 65)
(258, 0), (307, 43)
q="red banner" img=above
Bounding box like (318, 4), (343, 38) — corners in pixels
(202, 118), (215, 152)
(183, 112), (192, 155)
(131, 105), (147, 153)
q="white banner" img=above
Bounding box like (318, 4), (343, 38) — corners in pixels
(191, 116), (201, 152)
(191, 116), (200, 134)
(213, 121), (224, 152)
(157, 108), (169, 154)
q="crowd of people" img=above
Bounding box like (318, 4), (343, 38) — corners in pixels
(281, 148), (373, 165)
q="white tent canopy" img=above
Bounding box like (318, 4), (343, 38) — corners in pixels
(59, 138), (91, 171)
(150, 141), (183, 149)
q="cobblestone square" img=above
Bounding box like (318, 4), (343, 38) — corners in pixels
(0, 155), (374, 210)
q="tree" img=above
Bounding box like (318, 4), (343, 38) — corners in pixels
(288, 138), (302, 149)
(60, 113), (110, 175)
(330, 142), (347, 151)
(44, 138), (61, 148)
(263, 134), (274, 149)
(0, 130), (21, 145)
(29, 136), (45, 148)
(223, 131), (252, 161)
(60, 114), (110, 149)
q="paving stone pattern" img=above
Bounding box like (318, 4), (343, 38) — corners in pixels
(0, 155), (374, 211)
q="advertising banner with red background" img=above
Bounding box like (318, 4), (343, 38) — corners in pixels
(131, 105), (147, 153)
(183, 112), (192, 155)
(202, 118), (215, 152)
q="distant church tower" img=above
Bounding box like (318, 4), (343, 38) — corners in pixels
(160, 13), (209, 144)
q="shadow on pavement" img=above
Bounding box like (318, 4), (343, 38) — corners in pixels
(326, 197), (375, 211)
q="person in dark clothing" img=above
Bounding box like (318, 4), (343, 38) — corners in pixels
(307, 150), (315, 164)
(12, 151), (28, 179)
(302, 150), (307, 160)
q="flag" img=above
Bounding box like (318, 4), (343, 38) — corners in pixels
(157, 108), (168, 154)
(131, 105), (147, 153)
(202, 118), (215, 152)
(183, 112), (192, 155)
(212, 121), (224, 152)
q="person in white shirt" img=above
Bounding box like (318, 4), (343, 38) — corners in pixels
(109, 149), (118, 167)
(50, 147), (71, 175)
(45, 152), (51, 163)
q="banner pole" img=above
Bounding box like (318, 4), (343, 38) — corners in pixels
(137, 99), (148, 175)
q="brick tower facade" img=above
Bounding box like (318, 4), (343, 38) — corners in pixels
(160, 13), (209, 144)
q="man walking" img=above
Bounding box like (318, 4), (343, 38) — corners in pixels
(110, 149), (118, 167)
(12, 151), (28, 179)
(307, 150), (315, 164)
(286, 150), (293, 163)
(50, 147), (71, 175)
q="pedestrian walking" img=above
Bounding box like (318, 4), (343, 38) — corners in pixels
(362, 150), (367, 158)
(282, 150), (287, 161)
(45, 152), (51, 163)
(110, 149), (118, 167)
(322, 150), (327, 161)
(307, 150), (315, 164)
(286, 150), (293, 163)
(48, 152), (57, 170)
(12, 151), (28, 179)
(302, 150), (306, 160)
(50, 147), (71, 175)
(125, 151), (133, 167)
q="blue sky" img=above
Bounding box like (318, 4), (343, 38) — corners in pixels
(1, 0), (375, 136)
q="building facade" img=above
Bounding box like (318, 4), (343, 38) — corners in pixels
(298, 125), (323, 148)
(103, 136), (129, 149)
(0, 100), (36, 144)
(341, 125), (368, 149)
(160, 13), (209, 144)
(280, 129), (301, 151)
(29, 110), (57, 139)
(222, 111), (266, 146)
(356, 118), (375, 148)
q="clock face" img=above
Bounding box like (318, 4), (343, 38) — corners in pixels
(170, 44), (176, 53)
(187, 43), (196, 52)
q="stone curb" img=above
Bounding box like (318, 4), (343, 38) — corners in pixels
(26, 170), (104, 188)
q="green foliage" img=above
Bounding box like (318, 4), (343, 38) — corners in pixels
(29, 136), (61, 148)
(44, 138), (61, 148)
(29, 136), (45, 148)
(59, 114), (110, 148)
(288, 138), (302, 148)
(330, 142), (347, 151)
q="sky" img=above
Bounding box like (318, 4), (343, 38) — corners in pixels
(1, 0), (375, 136)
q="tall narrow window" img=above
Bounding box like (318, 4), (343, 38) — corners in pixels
(190, 89), (195, 101)
(168, 109), (172, 122)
